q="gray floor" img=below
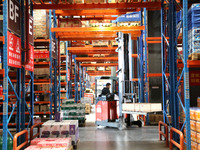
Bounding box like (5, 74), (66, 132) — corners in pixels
(78, 124), (168, 150)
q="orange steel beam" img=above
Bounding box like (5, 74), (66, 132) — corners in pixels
(54, 9), (138, 16)
(132, 54), (138, 58)
(33, 2), (161, 10)
(68, 47), (116, 51)
(56, 31), (141, 36)
(70, 50), (117, 55)
(60, 37), (115, 41)
(60, 16), (118, 21)
(76, 57), (118, 62)
(51, 26), (145, 33)
(0, 36), (5, 44)
(147, 73), (170, 77)
(81, 63), (118, 67)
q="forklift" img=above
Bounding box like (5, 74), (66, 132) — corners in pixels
(95, 29), (142, 129)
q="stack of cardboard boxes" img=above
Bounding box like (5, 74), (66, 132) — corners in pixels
(122, 103), (162, 112)
(61, 99), (85, 123)
(40, 120), (79, 146)
(33, 10), (49, 39)
(187, 108), (200, 150)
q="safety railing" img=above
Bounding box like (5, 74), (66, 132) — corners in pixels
(169, 127), (184, 150)
(30, 123), (41, 142)
(13, 130), (28, 150)
(159, 121), (169, 147)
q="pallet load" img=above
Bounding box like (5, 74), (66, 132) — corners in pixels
(61, 99), (86, 126)
(33, 10), (49, 39)
(122, 103), (162, 112)
(188, 4), (200, 60)
(81, 97), (92, 114)
(184, 108), (200, 150)
(39, 120), (79, 148)
(26, 138), (73, 150)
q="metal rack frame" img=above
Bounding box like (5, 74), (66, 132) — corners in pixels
(161, 0), (191, 149)
(2, 0), (34, 149)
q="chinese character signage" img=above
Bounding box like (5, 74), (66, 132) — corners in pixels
(25, 44), (34, 72)
(7, 31), (21, 68)
(189, 71), (200, 86)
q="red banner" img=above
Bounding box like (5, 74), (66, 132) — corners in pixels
(25, 44), (34, 72)
(189, 71), (200, 86)
(7, 31), (21, 68)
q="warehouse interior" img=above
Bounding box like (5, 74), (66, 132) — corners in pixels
(0, 0), (200, 150)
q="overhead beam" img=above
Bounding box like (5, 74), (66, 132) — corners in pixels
(81, 63), (118, 67)
(52, 26), (145, 33)
(53, 9), (138, 16)
(76, 57), (118, 62)
(68, 47), (116, 51)
(33, 2), (161, 10)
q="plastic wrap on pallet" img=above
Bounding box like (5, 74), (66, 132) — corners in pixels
(188, 3), (200, 30)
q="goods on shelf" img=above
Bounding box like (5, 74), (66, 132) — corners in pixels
(60, 20), (82, 27)
(40, 120), (79, 145)
(33, 10), (49, 39)
(85, 103), (91, 114)
(89, 20), (112, 27)
(188, 4), (200, 56)
(186, 108), (200, 150)
(61, 99), (85, 122)
(60, 42), (66, 55)
(92, 40), (109, 47)
(148, 114), (172, 124)
(27, 137), (72, 150)
(122, 103), (162, 112)
(84, 93), (94, 104)
(198, 97), (200, 107)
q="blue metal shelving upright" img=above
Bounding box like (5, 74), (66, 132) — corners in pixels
(161, 0), (191, 149)
(2, 0), (34, 148)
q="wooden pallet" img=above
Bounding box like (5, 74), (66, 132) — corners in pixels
(73, 139), (80, 149)
(78, 122), (86, 127)
(68, 145), (73, 150)
(188, 53), (200, 60)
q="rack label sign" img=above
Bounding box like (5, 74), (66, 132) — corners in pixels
(52, 39), (57, 59)
(8, 0), (21, 36)
(29, 15), (34, 45)
(25, 44), (34, 72)
(7, 31), (21, 68)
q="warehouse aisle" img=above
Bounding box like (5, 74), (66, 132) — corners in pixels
(78, 126), (168, 150)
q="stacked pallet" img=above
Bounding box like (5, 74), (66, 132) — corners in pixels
(186, 108), (200, 149)
(61, 99), (86, 126)
(188, 4), (200, 60)
(33, 10), (49, 39)
(26, 137), (73, 150)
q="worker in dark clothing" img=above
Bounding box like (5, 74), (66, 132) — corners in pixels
(101, 83), (111, 96)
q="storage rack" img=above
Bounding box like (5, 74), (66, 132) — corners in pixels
(160, 0), (197, 149)
(1, 0), (34, 149)
(0, 0), (194, 149)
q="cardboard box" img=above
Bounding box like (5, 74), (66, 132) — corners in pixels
(135, 103), (140, 112)
(34, 105), (40, 112)
(60, 121), (70, 138)
(140, 103), (151, 112)
(149, 114), (155, 122)
(197, 132), (200, 143)
(191, 141), (198, 150)
(40, 105), (48, 112)
(196, 121), (200, 132)
(191, 120), (197, 131)
(191, 130), (197, 142)
(51, 122), (61, 138)
(122, 103), (135, 111)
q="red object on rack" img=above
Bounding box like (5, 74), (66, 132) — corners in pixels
(96, 101), (117, 122)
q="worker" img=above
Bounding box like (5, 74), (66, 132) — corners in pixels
(100, 83), (111, 96)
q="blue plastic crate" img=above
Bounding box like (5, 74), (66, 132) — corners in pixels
(115, 12), (141, 23)
(188, 3), (200, 30)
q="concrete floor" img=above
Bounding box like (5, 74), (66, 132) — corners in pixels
(78, 126), (168, 150)
(78, 109), (168, 150)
